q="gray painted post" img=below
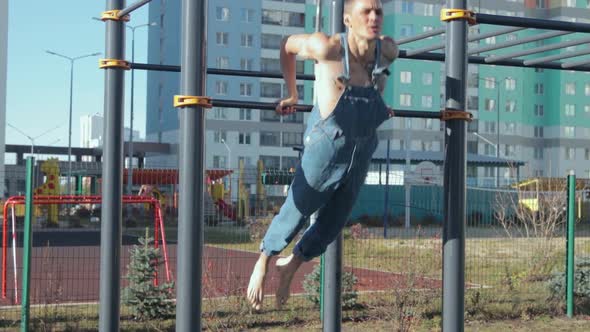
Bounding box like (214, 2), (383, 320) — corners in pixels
(99, 0), (125, 331)
(322, 1), (344, 331)
(443, 1), (468, 331)
(175, 0), (206, 331)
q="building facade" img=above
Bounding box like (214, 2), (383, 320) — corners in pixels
(144, 0), (590, 187)
(80, 114), (141, 148)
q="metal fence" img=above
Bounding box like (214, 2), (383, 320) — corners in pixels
(0, 156), (588, 329)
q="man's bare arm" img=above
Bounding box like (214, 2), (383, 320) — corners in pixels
(280, 33), (336, 99)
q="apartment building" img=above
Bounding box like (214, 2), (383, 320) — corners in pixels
(145, 0), (590, 188)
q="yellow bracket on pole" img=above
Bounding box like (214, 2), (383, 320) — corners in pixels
(99, 59), (131, 70)
(441, 109), (473, 122)
(441, 9), (476, 25)
(101, 10), (130, 22)
(173, 95), (212, 108)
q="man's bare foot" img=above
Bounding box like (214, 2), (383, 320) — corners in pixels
(247, 254), (270, 311)
(275, 254), (304, 309)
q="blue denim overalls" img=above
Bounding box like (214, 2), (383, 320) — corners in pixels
(261, 32), (391, 261)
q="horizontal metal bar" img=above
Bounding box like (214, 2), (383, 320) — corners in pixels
(118, 0), (152, 18)
(211, 99), (440, 118)
(130, 62), (316, 80)
(485, 36), (590, 63)
(476, 13), (590, 34)
(468, 30), (571, 55)
(524, 47), (590, 66)
(562, 57), (590, 69)
(406, 26), (524, 56)
(398, 50), (590, 72)
(397, 28), (445, 45)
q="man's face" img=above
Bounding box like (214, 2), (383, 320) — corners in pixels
(345, 0), (383, 40)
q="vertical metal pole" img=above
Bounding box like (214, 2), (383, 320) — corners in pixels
(323, 1), (343, 331)
(20, 157), (34, 332)
(99, 1), (125, 331)
(442, 1), (468, 331)
(383, 139), (390, 238)
(68, 59), (74, 197)
(127, 28), (135, 198)
(176, 0), (206, 330)
(496, 81), (500, 187)
(566, 171), (575, 317)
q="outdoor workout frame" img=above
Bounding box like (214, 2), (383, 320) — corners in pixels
(98, 0), (590, 331)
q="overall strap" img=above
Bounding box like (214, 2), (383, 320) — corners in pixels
(371, 38), (388, 88)
(337, 32), (351, 85)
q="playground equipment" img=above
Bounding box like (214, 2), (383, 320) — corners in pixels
(33, 159), (61, 225)
(1, 195), (171, 304)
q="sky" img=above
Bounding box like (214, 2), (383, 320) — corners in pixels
(5, 0), (151, 148)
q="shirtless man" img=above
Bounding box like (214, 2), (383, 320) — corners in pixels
(247, 0), (399, 310)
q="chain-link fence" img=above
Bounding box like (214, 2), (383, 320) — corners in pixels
(0, 156), (588, 329)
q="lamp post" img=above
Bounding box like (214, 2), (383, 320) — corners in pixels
(45, 51), (101, 196)
(7, 122), (62, 157)
(125, 22), (157, 197)
(474, 132), (499, 187)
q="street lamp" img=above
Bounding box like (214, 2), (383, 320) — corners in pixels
(7, 122), (62, 156)
(45, 50), (101, 196)
(126, 22), (157, 198)
(474, 132), (499, 187)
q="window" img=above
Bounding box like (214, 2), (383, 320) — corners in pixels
(260, 131), (280, 146)
(213, 107), (227, 119)
(400, 94), (412, 107)
(216, 81), (228, 95)
(535, 68), (544, 73)
(260, 82), (282, 98)
(423, 25), (434, 39)
(423, 4), (434, 16)
(261, 110), (280, 122)
(534, 170), (544, 177)
(484, 143), (495, 156)
(213, 130), (227, 143)
(534, 104), (544, 117)
(282, 132), (302, 147)
(216, 32), (229, 46)
(565, 147), (575, 160)
(566, 0), (576, 7)
(534, 126), (544, 138)
(485, 98), (496, 111)
(484, 121), (496, 134)
(238, 132), (251, 145)
(283, 112), (304, 124)
(503, 122), (516, 135)
(240, 58), (253, 70)
(504, 145), (516, 157)
(239, 109), (252, 121)
(401, 1), (414, 14)
(585, 148), (590, 160)
(216, 7), (230, 21)
(565, 83), (576, 95)
(535, 83), (544, 95)
(261, 58), (281, 72)
(240, 83), (252, 96)
(505, 78), (516, 91)
(241, 34), (254, 47)
(485, 36), (496, 45)
(241, 8), (255, 22)
(534, 147), (544, 160)
(467, 141), (478, 154)
(421, 95), (433, 108)
(213, 155), (227, 168)
(585, 105), (590, 113)
(238, 156), (252, 167)
(564, 126), (575, 137)
(422, 72), (433, 85)
(585, 83), (590, 96)
(400, 24), (414, 37)
(536, 0), (545, 9)
(262, 10), (305, 28)
(505, 100), (516, 113)
(424, 119), (433, 130)
(260, 155), (280, 169)
(565, 104), (576, 117)
(261, 34), (283, 49)
(215, 56), (229, 69)
(483, 77), (496, 89)
(506, 33), (517, 41)
(282, 157), (299, 170)
(400, 71), (412, 83)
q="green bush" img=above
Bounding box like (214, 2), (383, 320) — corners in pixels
(302, 264), (358, 309)
(123, 230), (175, 320)
(547, 257), (590, 314)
